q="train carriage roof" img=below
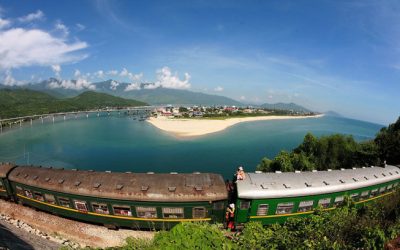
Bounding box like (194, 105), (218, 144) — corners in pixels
(8, 166), (228, 202)
(236, 165), (400, 199)
(0, 163), (16, 178)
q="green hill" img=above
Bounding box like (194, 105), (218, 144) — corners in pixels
(0, 89), (147, 119)
(260, 102), (312, 113)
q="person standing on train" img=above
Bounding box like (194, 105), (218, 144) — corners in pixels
(226, 203), (235, 231)
(236, 166), (246, 181)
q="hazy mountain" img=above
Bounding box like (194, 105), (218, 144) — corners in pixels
(4, 79), (244, 106)
(324, 110), (342, 117)
(260, 102), (312, 113)
(0, 89), (147, 119)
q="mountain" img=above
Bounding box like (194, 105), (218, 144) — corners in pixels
(324, 110), (342, 117)
(260, 102), (312, 113)
(0, 89), (147, 119)
(3, 79), (244, 106)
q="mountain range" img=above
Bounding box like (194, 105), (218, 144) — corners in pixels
(0, 79), (315, 112)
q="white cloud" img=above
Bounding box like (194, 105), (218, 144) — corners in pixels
(3, 70), (16, 86)
(0, 18), (10, 29)
(94, 70), (105, 78)
(240, 96), (246, 100)
(0, 28), (88, 69)
(76, 23), (85, 31)
(154, 66), (191, 89)
(214, 86), (223, 92)
(124, 83), (140, 91)
(18, 10), (44, 23)
(74, 69), (81, 78)
(51, 64), (61, 78)
(55, 21), (69, 36)
(110, 80), (119, 90)
(119, 68), (143, 82)
(107, 69), (118, 75)
(48, 77), (95, 91)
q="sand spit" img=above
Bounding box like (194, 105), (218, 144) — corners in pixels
(147, 114), (325, 137)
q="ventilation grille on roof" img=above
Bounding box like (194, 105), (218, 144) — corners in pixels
(116, 184), (124, 190)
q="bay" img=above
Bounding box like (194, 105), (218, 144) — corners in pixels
(0, 115), (383, 179)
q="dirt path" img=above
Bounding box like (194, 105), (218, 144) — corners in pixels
(0, 200), (154, 249)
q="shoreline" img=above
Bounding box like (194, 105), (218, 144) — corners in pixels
(147, 114), (325, 138)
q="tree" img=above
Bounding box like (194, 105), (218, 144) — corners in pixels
(375, 117), (400, 165)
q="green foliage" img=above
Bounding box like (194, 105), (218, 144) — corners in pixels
(152, 222), (233, 250)
(0, 89), (147, 119)
(375, 116), (400, 164)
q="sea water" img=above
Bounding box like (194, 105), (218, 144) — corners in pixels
(0, 115), (383, 178)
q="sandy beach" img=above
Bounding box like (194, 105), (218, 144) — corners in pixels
(147, 114), (325, 137)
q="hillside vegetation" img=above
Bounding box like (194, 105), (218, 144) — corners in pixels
(257, 116), (400, 172)
(0, 89), (147, 119)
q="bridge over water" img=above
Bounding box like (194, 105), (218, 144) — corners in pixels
(0, 106), (157, 133)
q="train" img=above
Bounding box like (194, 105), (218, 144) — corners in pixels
(1, 162), (399, 230)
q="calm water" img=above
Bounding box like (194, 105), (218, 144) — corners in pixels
(0, 115), (383, 179)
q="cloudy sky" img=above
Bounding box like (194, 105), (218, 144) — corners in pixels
(0, 0), (399, 124)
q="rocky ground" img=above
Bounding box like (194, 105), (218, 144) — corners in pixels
(0, 200), (154, 249)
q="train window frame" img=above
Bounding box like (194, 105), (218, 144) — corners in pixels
(257, 204), (269, 216)
(15, 186), (24, 195)
(92, 203), (110, 215)
(334, 196), (344, 206)
(33, 191), (45, 202)
(360, 191), (369, 200)
(298, 200), (314, 212)
(318, 198), (331, 208)
(370, 189), (378, 197)
(24, 189), (33, 199)
(213, 201), (225, 210)
(58, 197), (71, 208)
(113, 205), (132, 216)
(136, 206), (157, 218)
(162, 207), (184, 219)
(350, 193), (359, 201)
(239, 200), (250, 210)
(276, 202), (294, 215)
(74, 200), (88, 212)
(44, 194), (56, 204)
(192, 207), (207, 218)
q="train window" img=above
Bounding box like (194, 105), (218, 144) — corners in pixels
(0, 180), (3, 188)
(162, 207), (184, 218)
(334, 196), (344, 206)
(213, 201), (225, 210)
(74, 200), (88, 212)
(193, 207), (207, 218)
(16, 186), (24, 195)
(92, 203), (109, 214)
(360, 191), (369, 200)
(276, 202), (294, 214)
(24, 189), (33, 199)
(240, 201), (250, 210)
(350, 193), (359, 201)
(58, 197), (71, 208)
(44, 194), (56, 204)
(257, 204), (269, 216)
(379, 186), (386, 194)
(113, 205), (132, 216)
(393, 183), (398, 188)
(298, 200), (314, 212)
(370, 189), (378, 197)
(387, 184), (393, 190)
(318, 198), (331, 208)
(33, 191), (45, 202)
(136, 206), (157, 218)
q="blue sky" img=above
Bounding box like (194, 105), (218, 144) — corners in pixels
(0, 0), (399, 124)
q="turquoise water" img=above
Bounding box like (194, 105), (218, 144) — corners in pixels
(0, 115), (383, 179)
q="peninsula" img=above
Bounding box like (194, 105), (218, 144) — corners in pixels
(147, 114), (324, 137)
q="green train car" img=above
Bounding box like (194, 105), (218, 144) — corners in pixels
(235, 165), (400, 226)
(2, 164), (228, 230)
(0, 163), (17, 199)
